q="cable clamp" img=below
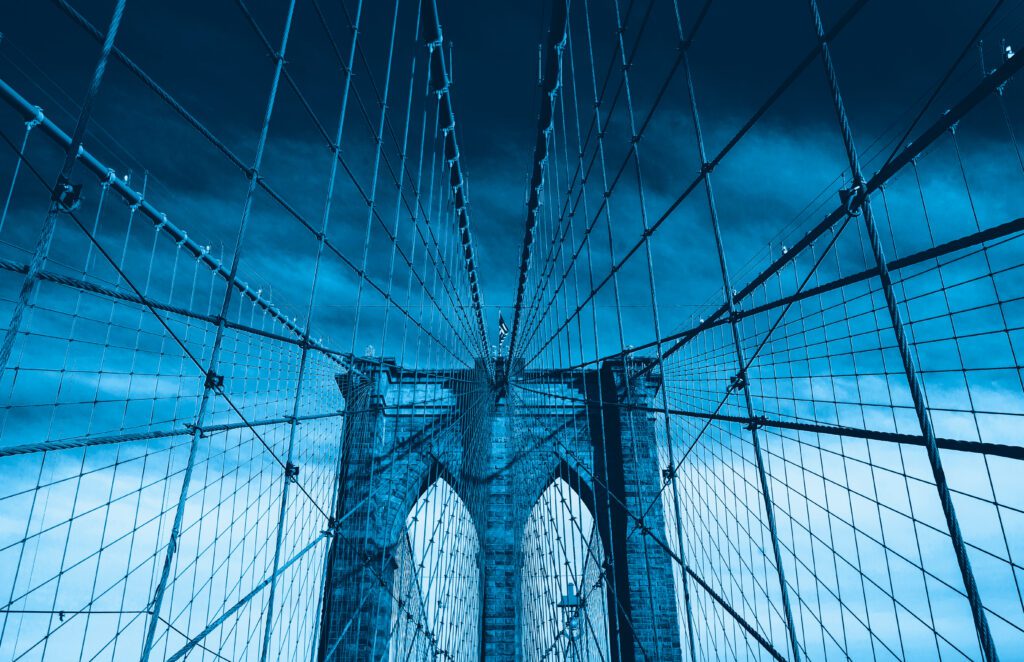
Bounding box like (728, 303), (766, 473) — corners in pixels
(661, 465), (676, 484)
(51, 176), (82, 213)
(699, 161), (715, 177)
(204, 371), (225, 390)
(26, 106), (44, 129)
(838, 182), (865, 217)
(284, 461), (300, 482)
(745, 415), (766, 431)
(728, 370), (748, 392)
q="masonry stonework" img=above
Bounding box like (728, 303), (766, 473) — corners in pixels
(318, 358), (681, 660)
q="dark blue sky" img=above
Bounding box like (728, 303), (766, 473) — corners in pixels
(0, 0), (1021, 361)
(0, 6), (1023, 658)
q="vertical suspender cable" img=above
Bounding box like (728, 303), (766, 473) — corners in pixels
(0, 0), (126, 374)
(422, 0), (491, 364)
(505, 0), (570, 366)
(805, 0), (998, 659)
(262, 0), (365, 657)
(140, 2), (297, 659)
(667, 0), (803, 658)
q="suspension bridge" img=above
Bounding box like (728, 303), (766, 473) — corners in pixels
(0, 0), (1022, 659)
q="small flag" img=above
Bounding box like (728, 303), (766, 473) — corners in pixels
(498, 313), (508, 345)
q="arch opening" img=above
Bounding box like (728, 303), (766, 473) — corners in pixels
(390, 476), (481, 662)
(519, 476), (610, 661)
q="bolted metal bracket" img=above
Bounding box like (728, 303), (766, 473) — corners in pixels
(204, 371), (224, 390)
(52, 177), (83, 213)
(838, 182), (866, 216)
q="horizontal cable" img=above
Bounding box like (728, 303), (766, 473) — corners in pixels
(512, 382), (1024, 461)
(41, 0), (474, 362)
(531, 51), (1024, 372)
(0, 77), (358, 370)
(0, 410), (344, 458)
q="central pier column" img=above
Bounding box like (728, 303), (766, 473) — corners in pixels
(318, 367), (393, 661)
(591, 359), (682, 662)
(477, 358), (519, 661)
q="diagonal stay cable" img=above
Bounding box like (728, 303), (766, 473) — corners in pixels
(0, 76), (363, 371)
(529, 42), (1024, 378)
(505, 0), (570, 363)
(305, 0), (485, 354)
(877, 0), (1006, 175)
(520, 211), (853, 538)
(509, 391), (787, 662)
(46, 0), (471, 364)
(230, 0), (481, 357)
(516, 0), (715, 357)
(0, 124), (335, 523)
(523, 0), (873, 365)
(0, 0), (125, 375)
(422, 0), (491, 359)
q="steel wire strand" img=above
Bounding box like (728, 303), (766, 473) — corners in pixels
(46, 0), (475, 364)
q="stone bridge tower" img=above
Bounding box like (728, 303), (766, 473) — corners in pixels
(317, 357), (681, 661)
